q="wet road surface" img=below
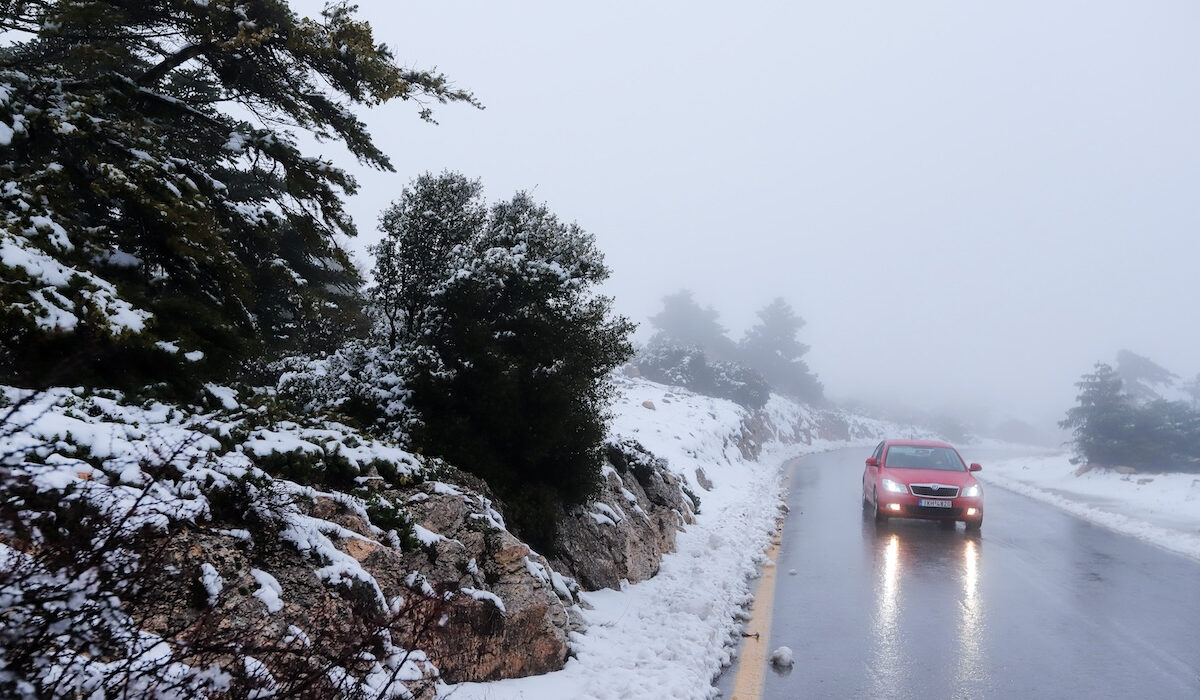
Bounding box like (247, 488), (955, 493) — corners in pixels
(717, 447), (1200, 699)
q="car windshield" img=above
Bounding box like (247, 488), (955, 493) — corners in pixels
(884, 445), (965, 471)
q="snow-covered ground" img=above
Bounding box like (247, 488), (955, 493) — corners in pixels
(443, 380), (881, 700)
(980, 454), (1200, 561)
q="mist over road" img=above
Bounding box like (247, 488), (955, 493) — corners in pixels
(718, 448), (1200, 699)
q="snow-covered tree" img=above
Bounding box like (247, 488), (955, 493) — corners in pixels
(372, 172), (487, 348)
(405, 192), (635, 550)
(0, 0), (477, 389)
(738, 298), (823, 403)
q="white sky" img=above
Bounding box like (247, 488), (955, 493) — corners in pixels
(294, 0), (1200, 427)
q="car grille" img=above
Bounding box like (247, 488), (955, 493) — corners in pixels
(906, 506), (964, 517)
(910, 484), (960, 498)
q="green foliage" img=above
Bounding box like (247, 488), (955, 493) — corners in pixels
(1061, 362), (1200, 471)
(372, 172), (487, 348)
(499, 484), (567, 554)
(364, 495), (420, 551)
(205, 470), (276, 527)
(605, 439), (665, 488)
(369, 458), (423, 490)
(0, 0), (478, 392)
(709, 360), (772, 410)
(252, 448), (359, 490)
(388, 185), (635, 552)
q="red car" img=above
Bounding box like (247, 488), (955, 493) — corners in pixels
(861, 439), (984, 530)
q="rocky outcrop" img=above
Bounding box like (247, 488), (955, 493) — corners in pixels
(549, 440), (696, 591)
(389, 477), (576, 682)
(131, 470), (579, 689)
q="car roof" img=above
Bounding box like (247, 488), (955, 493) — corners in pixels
(884, 439), (957, 449)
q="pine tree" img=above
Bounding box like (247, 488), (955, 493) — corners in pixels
(1060, 363), (1136, 466)
(739, 298), (824, 403)
(0, 0), (478, 390)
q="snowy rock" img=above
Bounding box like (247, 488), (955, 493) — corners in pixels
(392, 474), (575, 682)
(770, 645), (795, 668)
(549, 444), (694, 591)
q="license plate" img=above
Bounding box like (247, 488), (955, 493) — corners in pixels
(919, 499), (952, 508)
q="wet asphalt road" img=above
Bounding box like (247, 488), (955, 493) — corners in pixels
(717, 447), (1200, 699)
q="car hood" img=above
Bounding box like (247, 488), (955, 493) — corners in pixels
(883, 468), (975, 486)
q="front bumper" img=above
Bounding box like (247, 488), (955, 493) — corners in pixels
(877, 493), (983, 522)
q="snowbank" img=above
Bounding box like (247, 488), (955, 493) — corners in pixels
(981, 454), (1200, 561)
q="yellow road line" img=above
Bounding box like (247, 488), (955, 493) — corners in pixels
(729, 514), (786, 699)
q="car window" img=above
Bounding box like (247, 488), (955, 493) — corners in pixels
(872, 442), (884, 461)
(883, 445), (965, 471)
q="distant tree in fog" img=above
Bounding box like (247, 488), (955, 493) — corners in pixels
(1061, 363), (1137, 466)
(1061, 362), (1200, 472)
(738, 298), (824, 404)
(1183, 374), (1200, 411)
(1114, 350), (1178, 404)
(647, 290), (737, 360)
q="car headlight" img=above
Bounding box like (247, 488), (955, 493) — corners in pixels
(962, 484), (981, 498)
(882, 478), (908, 494)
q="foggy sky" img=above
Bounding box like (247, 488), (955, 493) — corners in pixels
(294, 0), (1200, 428)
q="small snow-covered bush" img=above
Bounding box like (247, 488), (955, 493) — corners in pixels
(636, 341), (770, 409)
(605, 438), (667, 488)
(365, 494), (421, 551)
(273, 342), (415, 437)
(709, 360), (771, 410)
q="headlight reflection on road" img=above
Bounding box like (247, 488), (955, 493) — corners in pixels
(956, 539), (987, 692)
(869, 534), (903, 693)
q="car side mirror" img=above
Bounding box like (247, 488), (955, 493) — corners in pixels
(865, 457), (879, 468)
(969, 463), (982, 472)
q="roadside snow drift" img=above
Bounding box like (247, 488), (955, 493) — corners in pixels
(981, 454), (1200, 561)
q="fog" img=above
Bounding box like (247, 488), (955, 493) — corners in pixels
(295, 0), (1200, 431)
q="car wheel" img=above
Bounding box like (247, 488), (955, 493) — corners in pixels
(872, 489), (888, 524)
(965, 516), (982, 532)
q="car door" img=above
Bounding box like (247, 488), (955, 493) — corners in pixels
(864, 441), (884, 498)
